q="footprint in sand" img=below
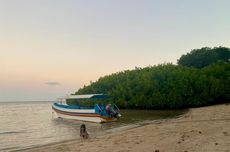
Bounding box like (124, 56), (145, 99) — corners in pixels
(223, 132), (228, 136)
(118, 150), (130, 152)
(134, 135), (142, 137)
(181, 134), (190, 142)
(114, 141), (119, 144)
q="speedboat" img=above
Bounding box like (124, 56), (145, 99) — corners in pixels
(52, 94), (121, 123)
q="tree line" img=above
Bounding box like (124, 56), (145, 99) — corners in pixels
(74, 47), (230, 109)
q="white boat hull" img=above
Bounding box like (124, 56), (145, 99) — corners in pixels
(52, 104), (116, 123)
(53, 110), (106, 123)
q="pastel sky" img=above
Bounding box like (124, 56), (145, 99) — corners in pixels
(0, 0), (230, 101)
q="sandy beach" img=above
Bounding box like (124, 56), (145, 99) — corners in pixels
(23, 104), (230, 152)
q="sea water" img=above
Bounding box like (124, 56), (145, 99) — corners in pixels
(0, 102), (185, 151)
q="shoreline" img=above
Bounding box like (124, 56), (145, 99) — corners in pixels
(21, 104), (230, 152)
(14, 114), (181, 152)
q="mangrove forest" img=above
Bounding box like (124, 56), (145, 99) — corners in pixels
(73, 47), (230, 109)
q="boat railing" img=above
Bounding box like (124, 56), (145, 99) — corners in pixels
(95, 104), (102, 112)
(113, 104), (120, 111)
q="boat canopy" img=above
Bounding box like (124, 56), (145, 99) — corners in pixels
(59, 94), (109, 100)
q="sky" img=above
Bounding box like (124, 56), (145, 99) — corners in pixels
(0, 0), (230, 101)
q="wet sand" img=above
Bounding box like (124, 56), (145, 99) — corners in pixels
(23, 104), (230, 152)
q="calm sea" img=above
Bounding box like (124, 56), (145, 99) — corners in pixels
(0, 102), (185, 152)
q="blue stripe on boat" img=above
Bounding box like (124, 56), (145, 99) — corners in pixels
(54, 103), (92, 109)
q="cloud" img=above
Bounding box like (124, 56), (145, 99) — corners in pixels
(45, 82), (61, 86)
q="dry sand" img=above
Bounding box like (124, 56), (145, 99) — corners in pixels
(23, 104), (230, 152)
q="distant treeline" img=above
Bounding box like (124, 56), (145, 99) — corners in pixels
(74, 47), (230, 109)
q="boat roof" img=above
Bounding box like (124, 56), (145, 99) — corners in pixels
(60, 94), (109, 100)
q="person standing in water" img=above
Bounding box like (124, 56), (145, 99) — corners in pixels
(106, 104), (119, 118)
(106, 104), (112, 115)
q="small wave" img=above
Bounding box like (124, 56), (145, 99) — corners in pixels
(0, 131), (26, 135)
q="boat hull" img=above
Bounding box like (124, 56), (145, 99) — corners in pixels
(52, 103), (117, 123)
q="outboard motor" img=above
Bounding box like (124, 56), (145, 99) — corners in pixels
(114, 112), (121, 119)
(110, 107), (121, 119)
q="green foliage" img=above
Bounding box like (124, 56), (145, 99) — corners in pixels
(178, 46), (230, 68)
(75, 62), (230, 109)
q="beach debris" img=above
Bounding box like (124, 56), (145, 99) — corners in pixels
(199, 131), (202, 134)
(154, 149), (160, 152)
(215, 142), (218, 145)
